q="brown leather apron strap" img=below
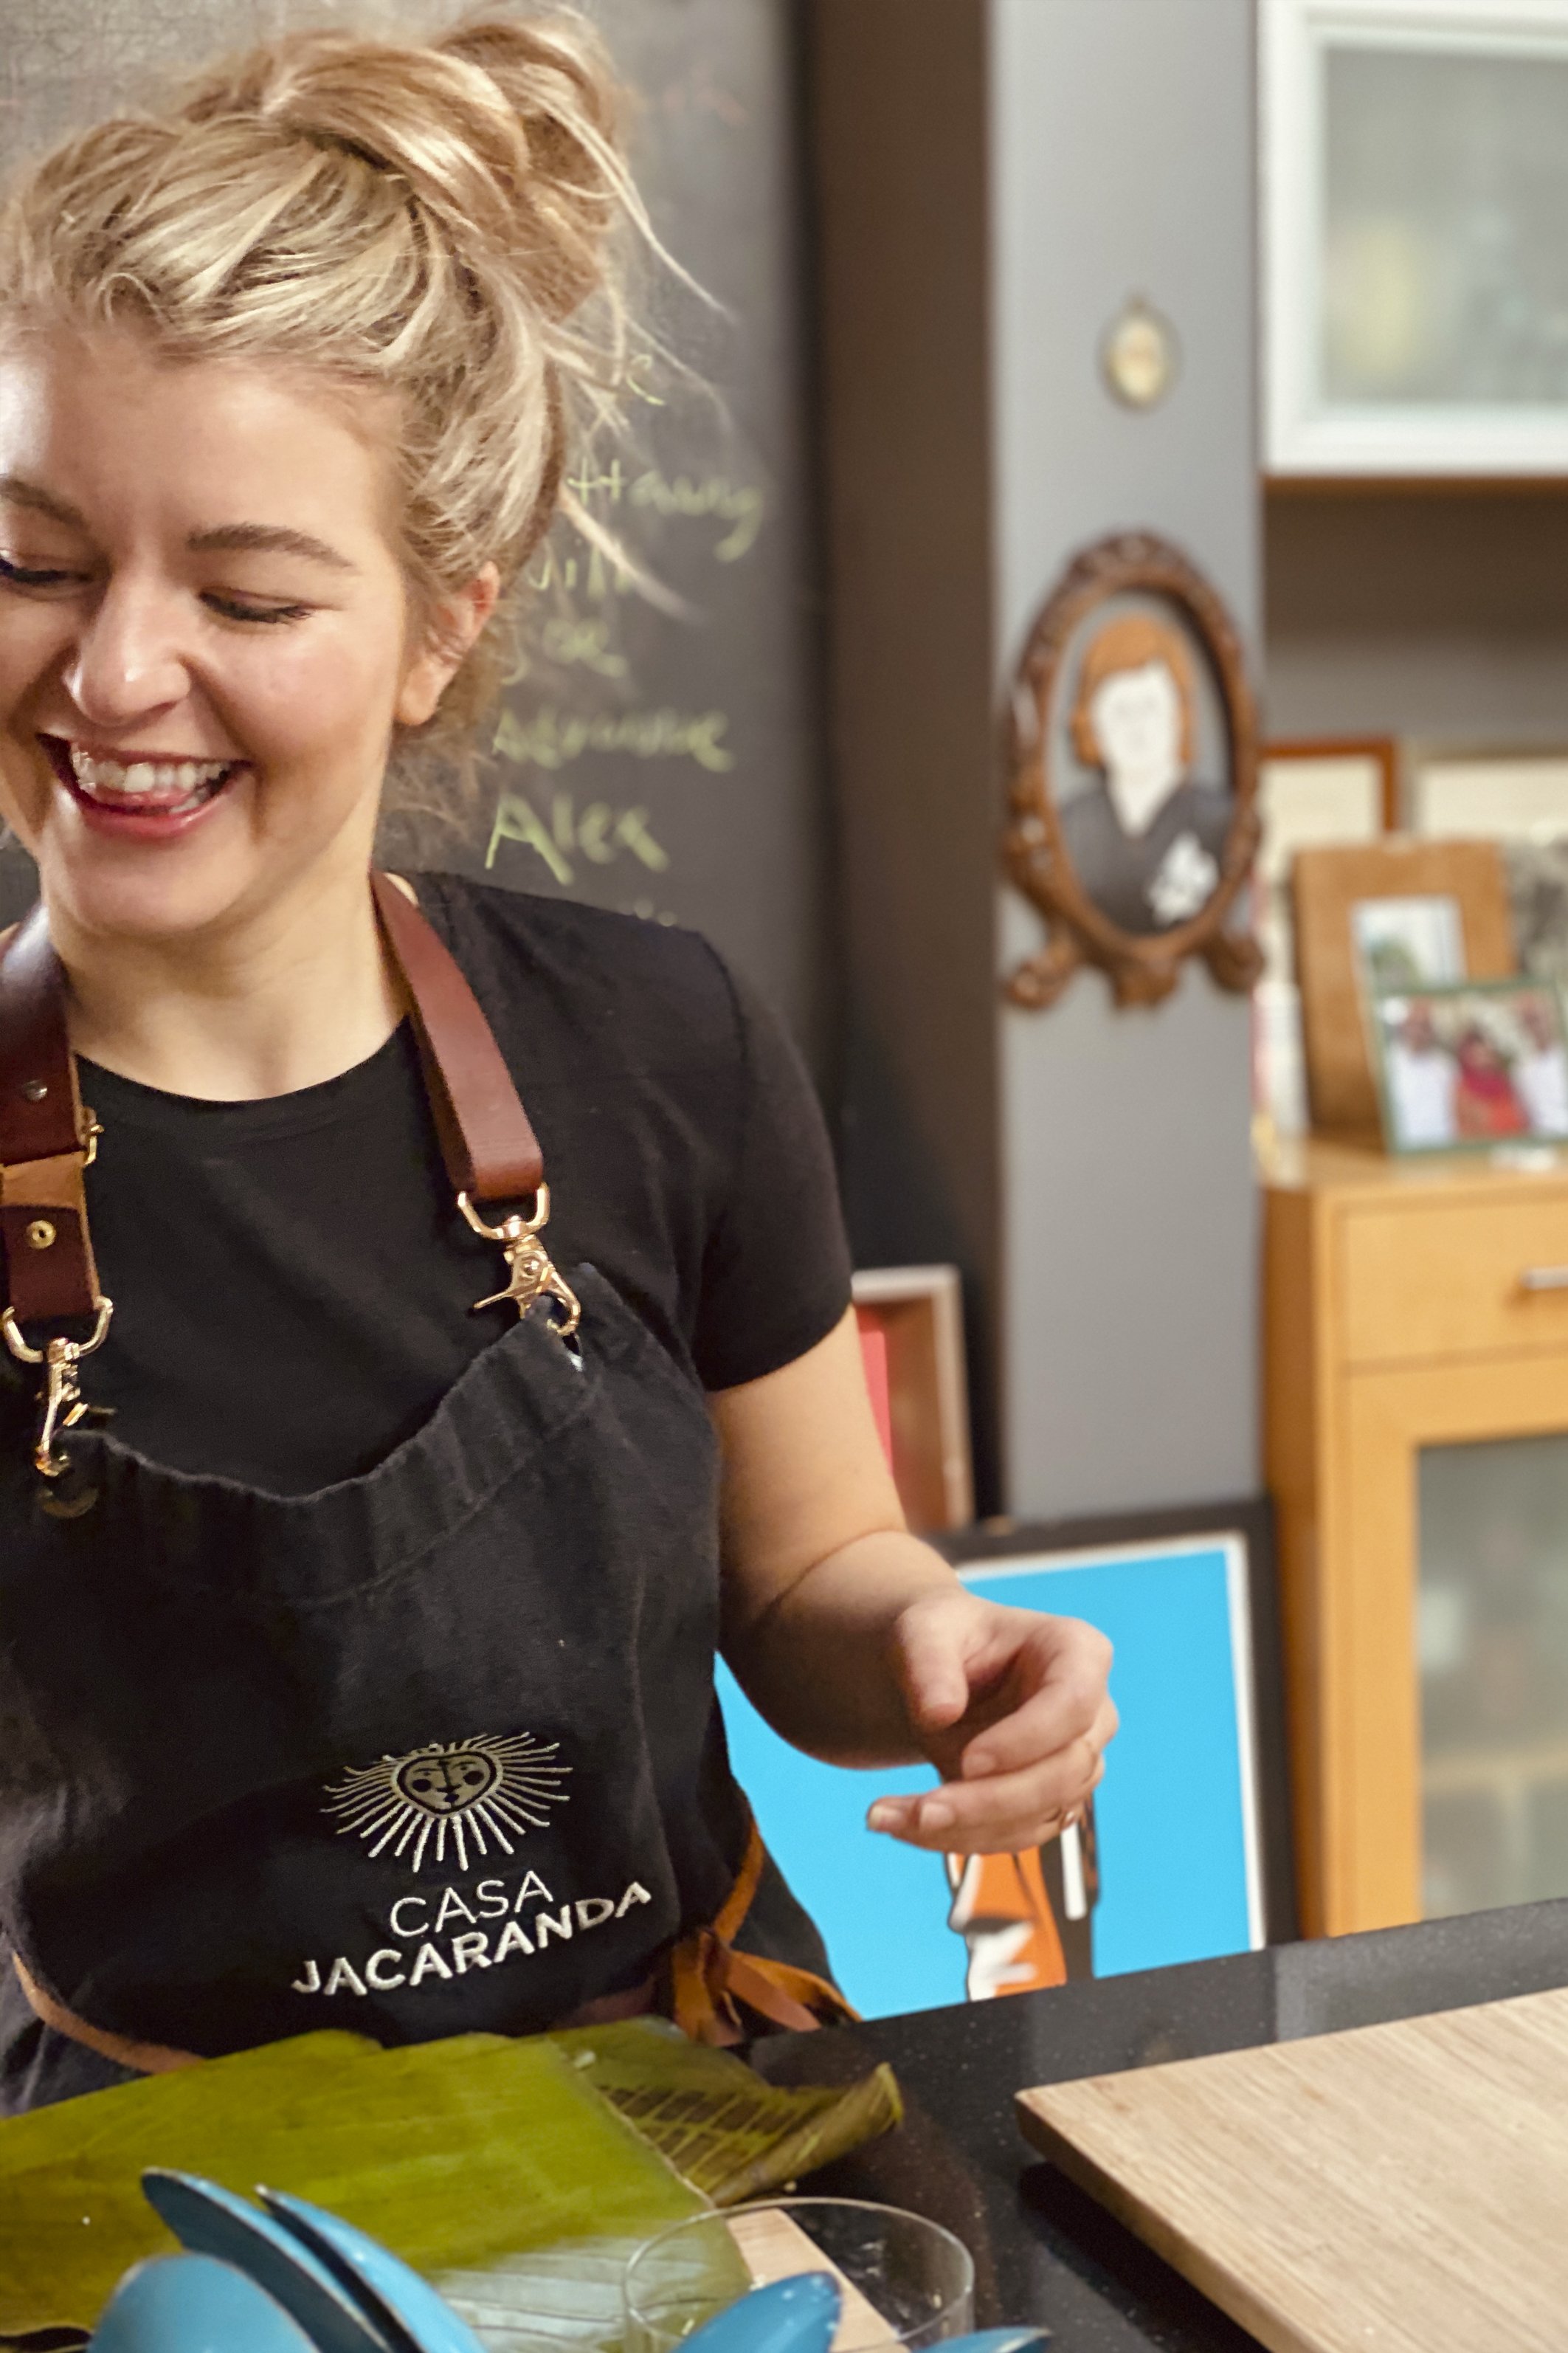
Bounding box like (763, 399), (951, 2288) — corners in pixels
(0, 908), (104, 1327)
(0, 878), (563, 1472)
(665, 1814), (860, 2047)
(370, 872), (544, 1209)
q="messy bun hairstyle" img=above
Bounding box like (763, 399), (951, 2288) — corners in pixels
(0, 10), (647, 786)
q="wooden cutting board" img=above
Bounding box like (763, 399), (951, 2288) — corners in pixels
(1017, 1983), (1568, 2353)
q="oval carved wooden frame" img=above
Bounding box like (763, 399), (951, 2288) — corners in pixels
(1002, 531), (1263, 1010)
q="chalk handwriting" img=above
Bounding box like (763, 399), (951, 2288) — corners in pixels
(507, 616), (629, 685)
(525, 542), (636, 602)
(493, 706), (733, 775)
(564, 459), (765, 563)
(486, 790), (671, 886)
(631, 471), (764, 562)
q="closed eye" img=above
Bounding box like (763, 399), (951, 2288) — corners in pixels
(202, 593), (314, 627)
(0, 554), (85, 591)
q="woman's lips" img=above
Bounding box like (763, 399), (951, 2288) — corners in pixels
(41, 734), (246, 838)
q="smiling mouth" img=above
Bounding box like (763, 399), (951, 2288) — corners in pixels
(44, 735), (243, 817)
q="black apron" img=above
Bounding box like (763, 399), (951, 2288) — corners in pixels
(0, 916), (832, 2114)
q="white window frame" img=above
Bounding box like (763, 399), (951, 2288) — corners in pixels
(1263, 0), (1568, 475)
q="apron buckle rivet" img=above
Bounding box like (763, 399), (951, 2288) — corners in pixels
(25, 1221), (55, 1252)
(20, 1079), (47, 1103)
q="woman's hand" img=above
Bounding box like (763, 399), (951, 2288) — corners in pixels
(865, 1590), (1116, 1853)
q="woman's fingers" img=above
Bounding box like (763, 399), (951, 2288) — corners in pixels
(869, 1735), (1105, 1853)
(867, 1689), (1118, 1853)
(888, 1589), (988, 1733)
(956, 1623), (1116, 1781)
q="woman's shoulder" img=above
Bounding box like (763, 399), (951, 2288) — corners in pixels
(406, 870), (745, 1077)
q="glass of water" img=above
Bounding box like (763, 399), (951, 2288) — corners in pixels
(622, 2197), (975, 2353)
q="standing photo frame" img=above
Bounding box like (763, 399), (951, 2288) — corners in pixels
(1003, 533), (1262, 1011)
(1292, 837), (1516, 1137)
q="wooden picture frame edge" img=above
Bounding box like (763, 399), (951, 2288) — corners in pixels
(852, 1264), (974, 1532)
(1261, 737), (1401, 834)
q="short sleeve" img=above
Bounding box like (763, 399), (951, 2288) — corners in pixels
(691, 958), (853, 1391)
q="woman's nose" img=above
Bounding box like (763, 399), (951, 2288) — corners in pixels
(61, 576), (193, 728)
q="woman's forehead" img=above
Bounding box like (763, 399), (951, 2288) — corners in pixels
(0, 327), (395, 544)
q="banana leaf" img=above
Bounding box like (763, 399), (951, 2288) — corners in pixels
(556, 2022), (902, 2205)
(0, 2022), (902, 2345)
(0, 2029), (699, 2339)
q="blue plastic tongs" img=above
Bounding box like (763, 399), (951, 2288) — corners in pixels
(87, 2168), (1049, 2353)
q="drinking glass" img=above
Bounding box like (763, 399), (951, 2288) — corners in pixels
(622, 2197), (975, 2353)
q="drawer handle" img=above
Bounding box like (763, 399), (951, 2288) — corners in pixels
(1520, 1266), (1568, 1292)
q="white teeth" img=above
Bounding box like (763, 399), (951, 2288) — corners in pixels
(67, 746), (234, 805)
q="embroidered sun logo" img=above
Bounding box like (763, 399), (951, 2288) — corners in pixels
(325, 1733), (571, 1875)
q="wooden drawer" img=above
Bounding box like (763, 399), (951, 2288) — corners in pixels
(1341, 1193), (1568, 1365)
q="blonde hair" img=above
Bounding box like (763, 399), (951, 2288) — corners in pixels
(0, 11), (650, 797)
(1070, 610), (1196, 769)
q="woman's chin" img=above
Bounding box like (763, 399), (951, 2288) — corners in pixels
(35, 816), (265, 944)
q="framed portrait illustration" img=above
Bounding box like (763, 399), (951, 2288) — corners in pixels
(1263, 0), (1568, 476)
(1003, 533), (1263, 1010)
(718, 1501), (1286, 2021)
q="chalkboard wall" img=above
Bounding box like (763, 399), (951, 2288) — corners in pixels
(0, 0), (835, 1064)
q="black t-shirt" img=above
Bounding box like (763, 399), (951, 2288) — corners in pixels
(1, 875), (852, 1494)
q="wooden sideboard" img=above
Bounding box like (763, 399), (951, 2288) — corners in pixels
(1263, 1134), (1568, 1937)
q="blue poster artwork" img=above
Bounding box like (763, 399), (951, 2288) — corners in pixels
(718, 1537), (1263, 2020)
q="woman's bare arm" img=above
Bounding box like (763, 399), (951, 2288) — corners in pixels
(712, 1309), (1116, 1853)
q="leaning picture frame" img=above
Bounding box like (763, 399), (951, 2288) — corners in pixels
(719, 1500), (1291, 2021)
(1368, 976), (1568, 1155)
(1292, 837), (1516, 1137)
(1254, 740), (1395, 1137)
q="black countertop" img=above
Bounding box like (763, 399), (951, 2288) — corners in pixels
(751, 1898), (1568, 2352)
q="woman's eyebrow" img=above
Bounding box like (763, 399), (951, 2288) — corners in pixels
(0, 475), (87, 528)
(187, 521), (358, 573)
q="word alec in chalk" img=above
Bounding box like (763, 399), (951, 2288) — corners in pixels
(494, 705), (734, 774)
(567, 459), (766, 562)
(487, 789), (671, 886)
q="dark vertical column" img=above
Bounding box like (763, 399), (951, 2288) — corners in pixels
(808, 0), (1004, 1505)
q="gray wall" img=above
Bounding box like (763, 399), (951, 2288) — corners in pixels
(815, 0), (1261, 1519)
(992, 0), (1261, 1515)
(1265, 487), (1568, 754)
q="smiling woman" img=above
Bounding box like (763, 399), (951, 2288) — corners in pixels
(0, 11), (1114, 2116)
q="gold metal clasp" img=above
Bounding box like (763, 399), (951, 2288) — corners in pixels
(457, 1185), (581, 1340)
(1, 1298), (114, 1478)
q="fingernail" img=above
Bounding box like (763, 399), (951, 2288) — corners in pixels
(964, 1749), (994, 1779)
(868, 1802), (905, 1831)
(919, 1799), (955, 1833)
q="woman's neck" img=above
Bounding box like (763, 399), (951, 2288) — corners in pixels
(53, 867), (403, 1102)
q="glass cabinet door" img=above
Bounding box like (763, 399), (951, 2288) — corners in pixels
(1419, 1433), (1568, 1915)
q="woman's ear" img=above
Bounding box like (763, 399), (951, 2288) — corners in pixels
(396, 563), (502, 727)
